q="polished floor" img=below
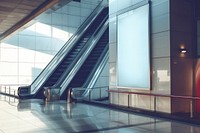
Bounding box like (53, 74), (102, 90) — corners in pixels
(0, 95), (200, 133)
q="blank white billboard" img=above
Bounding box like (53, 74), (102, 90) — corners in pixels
(117, 4), (150, 89)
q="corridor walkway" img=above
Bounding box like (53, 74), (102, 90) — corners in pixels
(0, 94), (200, 133)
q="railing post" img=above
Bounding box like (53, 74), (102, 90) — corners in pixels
(190, 99), (193, 118)
(89, 90), (91, 101)
(99, 87), (101, 99)
(128, 93), (130, 108)
(154, 96), (156, 112)
(9, 86), (11, 94)
(67, 88), (71, 103)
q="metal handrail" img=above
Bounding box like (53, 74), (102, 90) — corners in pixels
(0, 84), (24, 98)
(108, 90), (200, 100)
(108, 89), (200, 118)
(71, 86), (109, 100)
(0, 84), (29, 86)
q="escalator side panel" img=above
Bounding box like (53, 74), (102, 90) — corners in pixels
(60, 28), (109, 99)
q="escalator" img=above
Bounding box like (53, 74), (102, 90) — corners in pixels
(18, 5), (108, 99)
(60, 28), (109, 99)
(41, 6), (107, 87)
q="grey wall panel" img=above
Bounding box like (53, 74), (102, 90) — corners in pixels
(109, 17), (117, 44)
(109, 62), (117, 87)
(151, 1), (169, 17)
(116, 0), (132, 11)
(152, 58), (170, 94)
(109, 0), (117, 15)
(151, 14), (169, 33)
(152, 31), (170, 58)
(109, 43), (117, 63)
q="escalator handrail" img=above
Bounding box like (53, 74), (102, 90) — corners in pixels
(29, 1), (107, 95)
(59, 21), (109, 96)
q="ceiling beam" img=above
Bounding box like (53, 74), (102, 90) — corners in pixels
(0, 0), (60, 41)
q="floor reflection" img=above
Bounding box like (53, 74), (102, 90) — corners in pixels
(16, 99), (103, 132)
(1, 94), (200, 133)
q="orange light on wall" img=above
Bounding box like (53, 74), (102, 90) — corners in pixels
(179, 44), (187, 53)
(180, 48), (187, 53)
(179, 44), (187, 57)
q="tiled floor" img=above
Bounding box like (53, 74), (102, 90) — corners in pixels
(0, 95), (200, 133)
